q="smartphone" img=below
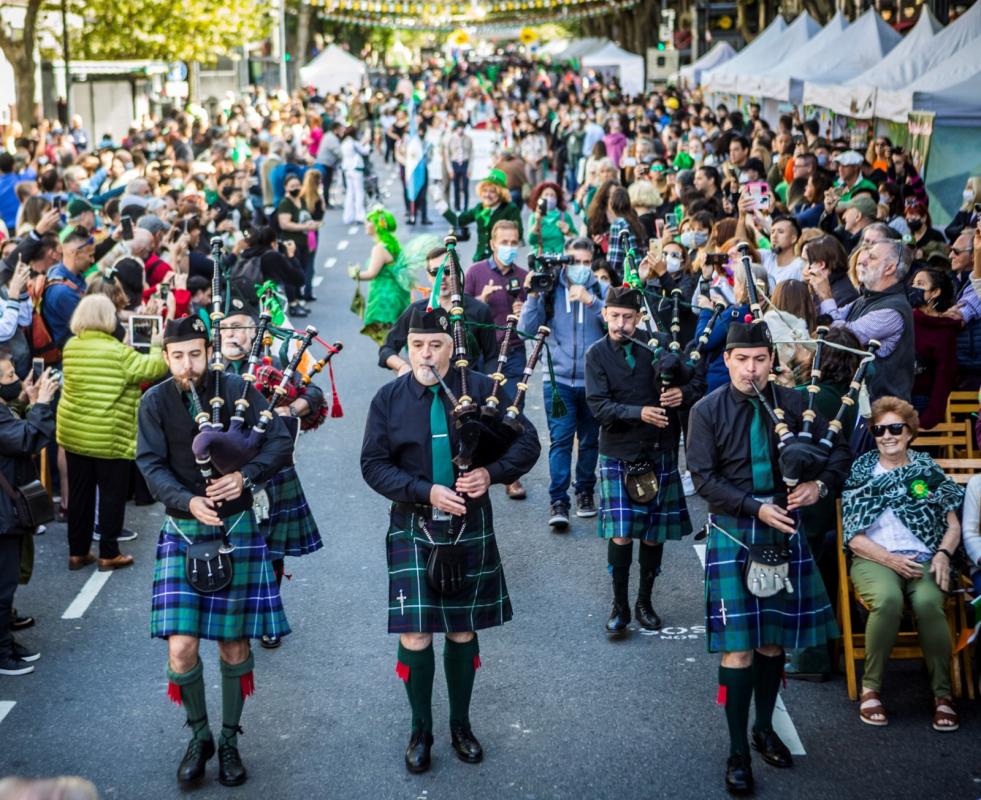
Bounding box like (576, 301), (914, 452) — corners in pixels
(705, 253), (727, 267)
(665, 212), (678, 229)
(745, 181), (770, 211)
(121, 215), (134, 241)
(128, 315), (163, 351)
(654, 218), (665, 238)
(158, 283), (169, 300)
(52, 196), (63, 211)
(31, 358), (44, 381)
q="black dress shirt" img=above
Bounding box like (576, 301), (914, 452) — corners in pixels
(136, 371), (292, 518)
(585, 331), (705, 461)
(686, 383), (851, 518)
(361, 367), (541, 505)
(378, 294), (498, 372)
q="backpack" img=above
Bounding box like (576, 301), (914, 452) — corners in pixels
(227, 254), (263, 300)
(26, 274), (83, 365)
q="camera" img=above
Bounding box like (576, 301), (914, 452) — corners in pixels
(527, 253), (572, 294)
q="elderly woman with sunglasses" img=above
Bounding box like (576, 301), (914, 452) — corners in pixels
(841, 396), (963, 732)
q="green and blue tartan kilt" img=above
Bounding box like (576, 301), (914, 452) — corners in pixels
(150, 511), (291, 643)
(259, 466), (324, 559)
(596, 453), (691, 542)
(704, 512), (839, 654)
(386, 503), (512, 634)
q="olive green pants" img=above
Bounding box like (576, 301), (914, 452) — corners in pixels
(849, 556), (952, 698)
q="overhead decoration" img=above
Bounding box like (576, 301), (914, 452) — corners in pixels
(519, 26), (538, 44)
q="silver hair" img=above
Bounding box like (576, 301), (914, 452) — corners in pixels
(876, 239), (913, 280)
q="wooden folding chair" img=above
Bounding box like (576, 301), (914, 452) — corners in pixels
(912, 420), (972, 460)
(836, 502), (973, 701)
(944, 391), (978, 457)
(933, 458), (981, 485)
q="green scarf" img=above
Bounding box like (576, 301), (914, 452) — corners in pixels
(842, 449), (963, 552)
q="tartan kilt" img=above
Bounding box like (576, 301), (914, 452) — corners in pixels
(386, 503), (512, 634)
(259, 466), (324, 559)
(150, 511), (291, 643)
(704, 512), (839, 654)
(597, 453), (691, 542)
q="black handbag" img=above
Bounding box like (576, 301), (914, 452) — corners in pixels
(419, 515), (471, 597)
(624, 460), (659, 504)
(0, 468), (54, 531)
(184, 539), (234, 594)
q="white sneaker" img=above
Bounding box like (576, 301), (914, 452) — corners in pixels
(681, 470), (696, 497)
(93, 528), (138, 543)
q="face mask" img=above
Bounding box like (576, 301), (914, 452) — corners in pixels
(665, 254), (683, 273)
(0, 380), (21, 402)
(496, 245), (518, 266)
(680, 231), (708, 249)
(964, 189), (975, 204)
(545, 197), (557, 211)
(907, 217), (924, 230)
(566, 264), (592, 285)
(817, 154), (828, 167)
(288, 188), (300, 197)
(879, 195), (890, 206)
(908, 287), (927, 309)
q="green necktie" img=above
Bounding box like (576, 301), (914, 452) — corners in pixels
(749, 399), (775, 494)
(623, 342), (636, 369)
(429, 386), (455, 488)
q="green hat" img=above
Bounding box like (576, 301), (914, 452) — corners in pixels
(480, 169), (508, 189)
(66, 196), (95, 217)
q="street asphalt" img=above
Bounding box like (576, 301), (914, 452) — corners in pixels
(0, 161), (977, 800)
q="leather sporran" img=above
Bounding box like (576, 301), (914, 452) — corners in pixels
(11, 479), (55, 528)
(425, 543), (470, 597)
(744, 544), (793, 598)
(185, 540), (233, 594)
(624, 461), (659, 504)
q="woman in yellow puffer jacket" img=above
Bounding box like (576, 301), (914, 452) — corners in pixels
(58, 295), (168, 572)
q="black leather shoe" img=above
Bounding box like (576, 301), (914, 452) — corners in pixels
(751, 728), (793, 768)
(404, 730), (434, 774)
(634, 600), (662, 631)
(177, 736), (214, 786)
(217, 743), (248, 786)
(450, 723), (483, 763)
(605, 602), (630, 636)
(725, 754), (754, 795)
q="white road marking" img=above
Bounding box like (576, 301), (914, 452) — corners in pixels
(62, 570), (112, 619)
(692, 542), (806, 755)
(324, 257), (337, 269)
(0, 701), (15, 724)
(312, 275), (324, 287)
(347, 225), (359, 235)
(337, 240), (349, 251)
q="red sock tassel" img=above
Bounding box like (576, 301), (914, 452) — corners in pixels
(240, 671), (255, 700)
(473, 654), (481, 671)
(328, 361), (343, 418)
(395, 661), (410, 682)
(716, 685), (727, 707)
(167, 681), (183, 706)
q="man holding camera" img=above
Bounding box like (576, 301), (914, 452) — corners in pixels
(585, 286), (700, 636)
(463, 220), (528, 499)
(519, 238), (607, 528)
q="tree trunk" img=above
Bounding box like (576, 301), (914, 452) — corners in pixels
(0, 0), (41, 124)
(296, 3), (312, 67)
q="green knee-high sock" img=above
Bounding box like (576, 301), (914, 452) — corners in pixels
(752, 650), (784, 734)
(718, 665), (754, 757)
(219, 652), (255, 749)
(167, 659), (212, 743)
(397, 642), (435, 734)
(444, 636), (480, 728)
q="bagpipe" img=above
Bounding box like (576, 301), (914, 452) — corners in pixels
(427, 233), (552, 471)
(734, 242), (880, 490)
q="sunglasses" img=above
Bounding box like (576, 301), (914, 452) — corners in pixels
(426, 267), (440, 277)
(871, 422), (909, 438)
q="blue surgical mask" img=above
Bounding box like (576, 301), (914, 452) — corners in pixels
(680, 231), (708, 249)
(545, 197), (558, 211)
(496, 245), (518, 266)
(817, 153), (828, 167)
(566, 264), (592, 285)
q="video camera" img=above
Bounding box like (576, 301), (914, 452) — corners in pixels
(527, 253), (573, 294)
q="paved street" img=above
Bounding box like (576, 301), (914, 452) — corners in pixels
(1, 162), (977, 800)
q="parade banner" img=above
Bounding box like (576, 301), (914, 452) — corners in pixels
(906, 111), (935, 180)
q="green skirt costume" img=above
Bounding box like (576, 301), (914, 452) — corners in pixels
(362, 260), (412, 344)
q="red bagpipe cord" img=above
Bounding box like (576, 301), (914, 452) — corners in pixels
(167, 681), (183, 706)
(716, 685), (727, 707)
(241, 671), (256, 699)
(395, 661), (410, 682)
(328, 358), (343, 418)
(473, 655), (481, 671)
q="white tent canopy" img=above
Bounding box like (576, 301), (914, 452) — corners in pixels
(678, 41), (736, 87)
(910, 64), (981, 126)
(553, 38), (607, 61)
(581, 42), (645, 96)
(802, 9), (940, 118)
(701, 14), (788, 94)
(299, 45), (367, 95)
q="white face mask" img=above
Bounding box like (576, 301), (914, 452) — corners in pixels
(964, 189), (975, 204)
(665, 254), (683, 273)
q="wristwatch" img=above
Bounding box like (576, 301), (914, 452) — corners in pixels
(241, 474), (255, 492)
(814, 479), (829, 499)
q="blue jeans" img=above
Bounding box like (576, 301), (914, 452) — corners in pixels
(543, 381), (599, 506)
(500, 346), (526, 401)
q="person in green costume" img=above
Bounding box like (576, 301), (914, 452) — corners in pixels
(526, 181), (576, 255)
(438, 169), (522, 262)
(349, 206), (415, 345)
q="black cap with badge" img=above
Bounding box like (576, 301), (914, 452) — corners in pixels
(163, 315), (209, 345)
(408, 305), (452, 335)
(725, 320), (774, 352)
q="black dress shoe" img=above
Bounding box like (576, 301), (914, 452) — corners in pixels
(751, 728), (793, 768)
(605, 602), (630, 636)
(725, 754), (754, 795)
(10, 609), (34, 631)
(634, 600), (662, 631)
(217, 743), (248, 786)
(304, 294), (318, 302)
(450, 723), (483, 763)
(177, 736), (215, 786)
(404, 730), (433, 774)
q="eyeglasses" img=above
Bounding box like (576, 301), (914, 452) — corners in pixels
(871, 422), (909, 438)
(222, 324), (256, 333)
